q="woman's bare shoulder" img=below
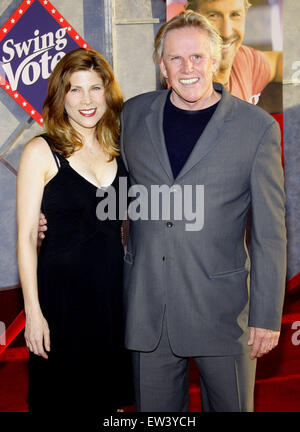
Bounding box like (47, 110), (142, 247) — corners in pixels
(24, 135), (49, 151)
(21, 136), (53, 160)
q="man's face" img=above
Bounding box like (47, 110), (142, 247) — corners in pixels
(160, 27), (218, 110)
(195, 0), (247, 71)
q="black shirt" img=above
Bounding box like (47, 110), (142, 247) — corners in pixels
(163, 91), (219, 179)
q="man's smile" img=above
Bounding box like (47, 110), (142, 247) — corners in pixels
(179, 78), (199, 85)
(221, 37), (239, 51)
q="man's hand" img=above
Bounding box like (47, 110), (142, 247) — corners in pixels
(37, 212), (47, 247)
(248, 327), (280, 359)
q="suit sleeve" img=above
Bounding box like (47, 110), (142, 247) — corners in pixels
(248, 120), (287, 331)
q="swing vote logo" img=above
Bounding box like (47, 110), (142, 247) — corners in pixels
(0, 0), (91, 124)
(2, 27), (68, 91)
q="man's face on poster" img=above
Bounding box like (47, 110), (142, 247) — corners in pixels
(193, 0), (247, 71)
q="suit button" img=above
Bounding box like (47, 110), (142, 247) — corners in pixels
(166, 221), (173, 228)
(162, 256), (165, 261)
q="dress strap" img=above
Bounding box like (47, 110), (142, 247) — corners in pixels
(39, 133), (69, 168)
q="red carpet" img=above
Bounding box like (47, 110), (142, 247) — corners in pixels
(0, 288), (300, 412)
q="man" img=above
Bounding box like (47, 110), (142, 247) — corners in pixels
(120, 11), (286, 411)
(168, 0), (282, 104)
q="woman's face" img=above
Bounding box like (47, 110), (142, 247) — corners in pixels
(64, 69), (106, 133)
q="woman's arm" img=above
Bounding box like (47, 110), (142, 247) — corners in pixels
(17, 137), (53, 359)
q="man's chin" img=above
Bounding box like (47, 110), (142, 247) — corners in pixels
(219, 46), (240, 72)
(218, 58), (235, 72)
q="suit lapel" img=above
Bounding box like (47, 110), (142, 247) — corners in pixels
(144, 83), (235, 184)
(176, 83), (235, 182)
(145, 90), (174, 183)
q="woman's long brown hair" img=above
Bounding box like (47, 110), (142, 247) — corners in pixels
(42, 48), (123, 159)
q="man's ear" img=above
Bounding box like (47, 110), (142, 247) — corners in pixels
(159, 58), (168, 80)
(212, 58), (219, 74)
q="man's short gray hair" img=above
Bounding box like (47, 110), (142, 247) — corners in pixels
(185, 0), (252, 10)
(153, 10), (223, 71)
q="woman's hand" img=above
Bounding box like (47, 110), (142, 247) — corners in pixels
(37, 213), (48, 247)
(25, 311), (50, 359)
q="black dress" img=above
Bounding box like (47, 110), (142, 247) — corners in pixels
(27, 134), (133, 415)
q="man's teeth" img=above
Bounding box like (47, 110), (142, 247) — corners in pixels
(180, 78), (198, 85)
(222, 42), (233, 49)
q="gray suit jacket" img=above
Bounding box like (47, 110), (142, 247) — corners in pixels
(120, 83), (286, 357)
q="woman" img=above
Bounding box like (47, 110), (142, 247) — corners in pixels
(17, 48), (133, 415)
